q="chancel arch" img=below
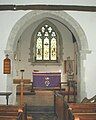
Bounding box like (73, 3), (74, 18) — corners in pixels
(6, 11), (90, 104)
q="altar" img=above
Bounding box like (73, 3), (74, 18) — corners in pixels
(15, 72), (61, 106)
(33, 72), (61, 89)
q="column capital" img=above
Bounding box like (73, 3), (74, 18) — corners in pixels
(79, 49), (91, 60)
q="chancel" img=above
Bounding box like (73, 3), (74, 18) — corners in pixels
(0, 1), (96, 120)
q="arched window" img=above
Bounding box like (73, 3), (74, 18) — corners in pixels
(29, 20), (62, 64)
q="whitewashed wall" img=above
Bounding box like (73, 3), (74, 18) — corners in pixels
(0, 11), (29, 104)
(0, 10), (96, 103)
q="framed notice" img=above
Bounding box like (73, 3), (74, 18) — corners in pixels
(3, 55), (11, 74)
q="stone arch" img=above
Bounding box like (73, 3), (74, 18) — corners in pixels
(7, 11), (89, 51)
(6, 10), (90, 102)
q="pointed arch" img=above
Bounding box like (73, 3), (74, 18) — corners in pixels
(6, 11), (89, 52)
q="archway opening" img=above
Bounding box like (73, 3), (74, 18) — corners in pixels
(6, 11), (90, 104)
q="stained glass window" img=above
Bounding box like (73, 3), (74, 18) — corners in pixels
(51, 38), (56, 60)
(35, 22), (58, 62)
(44, 37), (49, 60)
(36, 37), (42, 60)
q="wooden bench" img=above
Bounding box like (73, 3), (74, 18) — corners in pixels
(54, 91), (96, 120)
(74, 113), (96, 120)
(0, 104), (27, 120)
(0, 113), (23, 120)
(69, 103), (96, 113)
(69, 103), (96, 120)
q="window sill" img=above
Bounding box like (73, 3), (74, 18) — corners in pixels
(31, 62), (61, 66)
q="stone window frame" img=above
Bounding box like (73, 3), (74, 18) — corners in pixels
(29, 20), (63, 65)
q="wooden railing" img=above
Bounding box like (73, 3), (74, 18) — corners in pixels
(59, 81), (77, 103)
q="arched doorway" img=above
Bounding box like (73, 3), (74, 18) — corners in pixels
(6, 11), (90, 104)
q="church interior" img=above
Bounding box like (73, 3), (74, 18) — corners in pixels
(0, 1), (96, 120)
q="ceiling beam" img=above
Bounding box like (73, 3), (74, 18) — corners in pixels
(0, 4), (96, 12)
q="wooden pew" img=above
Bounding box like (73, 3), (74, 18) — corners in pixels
(69, 103), (96, 120)
(69, 103), (96, 113)
(54, 91), (96, 120)
(74, 113), (96, 120)
(0, 113), (22, 120)
(0, 104), (27, 120)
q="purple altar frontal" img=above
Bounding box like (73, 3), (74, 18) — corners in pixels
(33, 72), (61, 88)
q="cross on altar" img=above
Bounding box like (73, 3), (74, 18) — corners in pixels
(13, 70), (31, 105)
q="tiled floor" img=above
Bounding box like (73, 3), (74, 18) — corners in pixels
(31, 113), (57, 120)
(27, 106), (57, 120)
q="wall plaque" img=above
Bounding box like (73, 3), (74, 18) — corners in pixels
(3, 54), (11, 74)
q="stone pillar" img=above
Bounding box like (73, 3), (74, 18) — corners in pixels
(78, 50), (88, 102)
